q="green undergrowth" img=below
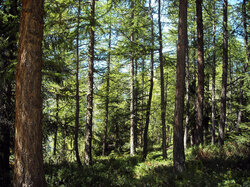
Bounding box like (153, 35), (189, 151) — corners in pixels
(45, 138), (250, 186)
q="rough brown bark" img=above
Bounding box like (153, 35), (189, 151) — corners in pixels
(195, 0), (204, 146)
(218, 0), (228, 146)
(143, 0), (154, 160)
(75, 0), (82, 166)
(84, 0), (95, 165)
(158, 0), (167, 159)
(173, 0), (187, 173)
(13, 0), (46, 186)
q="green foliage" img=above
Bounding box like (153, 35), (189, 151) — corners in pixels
(44, 140), (250, 186)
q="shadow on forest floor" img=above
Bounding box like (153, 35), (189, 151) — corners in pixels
(44, 145), (250, 187)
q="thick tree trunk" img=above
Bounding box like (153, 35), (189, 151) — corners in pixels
(102, 22), (111, 156)
(211, 0), (216, 145)
(143, 0), (154, 160)
(173, 0), (187, 173)
(84, 0), (95, 165)
(75, 0), (82, 166)
(218, 0), (228, 146)
(13, 0), (46, 186)
(158, 0), (167, 159)
(195, 0), (204, 146)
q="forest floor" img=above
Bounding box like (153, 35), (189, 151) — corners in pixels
(44, 131), (250, 186)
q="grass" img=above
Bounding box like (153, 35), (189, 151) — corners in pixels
(44, 139), (250, 186)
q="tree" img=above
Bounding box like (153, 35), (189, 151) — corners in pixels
(85, 0), (95, 165)
(211, 0), (216, 145)
(102, 17), (111, 156)
(158, 0), (167, 159)
(75, 0), (82, 167)
(130, 1), (136, 156)
(237, 0), (249, 133)
(218, 0), (228, 146)
(184, 44), (189, 150)
(13, 0), (47, 186)
(143, 0), (154, 160)
(173, 0), (187, 173)
(195, 0), (204, 146)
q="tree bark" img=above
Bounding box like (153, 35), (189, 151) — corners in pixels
(143, 0), (154, 160)
(75, 0), (82, 166)
(13, 0), (46, 186)
(158, 0), (167, 159)
(173, 0), (187, 173)
(84, 0), (95, 165)
(218, 0), (228, 146)
(211, 0), (216, 145)
(195, 0), (204, 146)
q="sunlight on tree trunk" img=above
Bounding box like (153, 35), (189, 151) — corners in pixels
(13, 0), (46, 186)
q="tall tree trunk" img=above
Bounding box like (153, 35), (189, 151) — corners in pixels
(218, 0), (228, 146)
(140, 57), (145, 148)
(195, 0), (204, 146)
(158, 0), (167, 159)
(130, 2), (136, 156)
(173, 0), (187, 173)
(84, 0), (95, 165)
(229, 53), (233, 132)
(102, 22), (111, 156)
(13, 0), (46, 186)
(135, 58), (138, 148)
(143, 0), (154, 160)
(184, 45), (189, 150)
(211, 0), (216, 145)
(75, 0), (82, 166)
(190, 32), (196, 146)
